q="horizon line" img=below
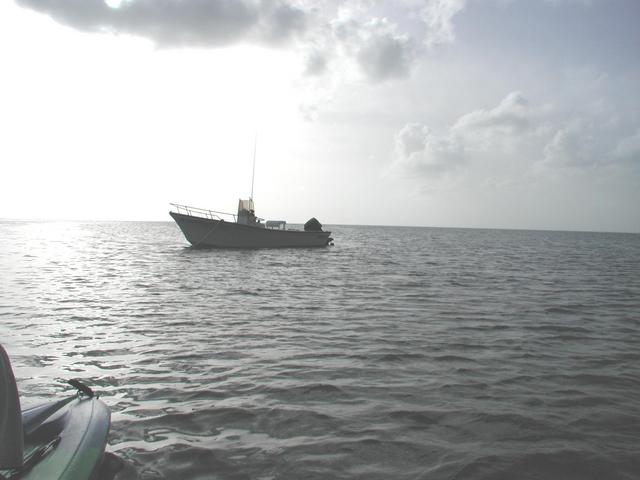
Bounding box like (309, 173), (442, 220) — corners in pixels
(1, 216), (638, 236)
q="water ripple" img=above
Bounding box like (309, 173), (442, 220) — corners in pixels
(1, 222), (639, 479)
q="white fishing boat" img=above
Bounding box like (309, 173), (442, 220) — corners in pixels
(171, 138), (333, 248)
(169, 200), (333, 248)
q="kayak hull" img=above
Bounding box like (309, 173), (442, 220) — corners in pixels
(4, 396), (111, 480)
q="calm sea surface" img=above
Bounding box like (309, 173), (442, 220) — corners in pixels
(1, 221), (639, 479)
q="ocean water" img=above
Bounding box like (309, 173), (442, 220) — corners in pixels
(1, 221), (639, 480)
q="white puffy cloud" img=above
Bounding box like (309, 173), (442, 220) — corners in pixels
(454, 91), (533, 134)
(391, 123), (466, 178)
(349, 18), (417, 81)
(391, 91), (640, 184)
(391, 91), (540, 181)
(613, 130), (640, 164)
(449, 91), (560, 162)
(302, 49), (328, 76)
(540, 121), (640, 171)
(541, 122), (600, 167)
(420, 0), (467, 47)
(391, 88), (640, 185)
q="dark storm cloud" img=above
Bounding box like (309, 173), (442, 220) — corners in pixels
(16, 0), (308, 47)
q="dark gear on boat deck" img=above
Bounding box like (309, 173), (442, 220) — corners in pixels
(304, 217), (323, 232)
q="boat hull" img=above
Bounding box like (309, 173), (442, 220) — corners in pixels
(170, 212), (332, 248)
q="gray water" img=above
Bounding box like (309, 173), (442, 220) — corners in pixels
(1, 221), (639, 479)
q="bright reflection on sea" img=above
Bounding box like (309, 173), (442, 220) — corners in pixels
(1, 221), (639, 479)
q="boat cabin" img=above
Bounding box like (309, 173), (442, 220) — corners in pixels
(266, 220), (286, 230)
(237, 199), (264, 227)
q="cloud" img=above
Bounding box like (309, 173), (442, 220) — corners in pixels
(613, 130), (640, 164)
(15, 0), (466, 83)
(540, 121), (640, 171)
(390, 91), (637, 184)
(448, 91), (556, 157)
(390, 90), (640, 187)
(541, 122), (600, 168)
(391, 123), (466, 178)
(302, 49), (328, 76)
(420, 0), (467, 47)
(454, 91), (533, 134)
(390, 92), (541, 182)
(16, 0), (309, 47)
(350, 18), (417, 81)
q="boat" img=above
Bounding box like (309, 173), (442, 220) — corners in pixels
(170, 138), (333, 248)
(1, 345), (116, 480)
(170, 200), (333, 248)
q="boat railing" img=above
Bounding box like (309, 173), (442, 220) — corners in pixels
(170, 203), (237, 222)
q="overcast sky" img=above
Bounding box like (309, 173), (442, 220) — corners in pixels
(1, 0), (639, 232)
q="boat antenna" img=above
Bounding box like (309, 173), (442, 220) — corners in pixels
(250, 132), (257, 202)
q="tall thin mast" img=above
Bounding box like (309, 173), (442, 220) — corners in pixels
(250, 132), (257, 202)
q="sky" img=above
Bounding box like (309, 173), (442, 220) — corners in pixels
(1, 0), (639, 232)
